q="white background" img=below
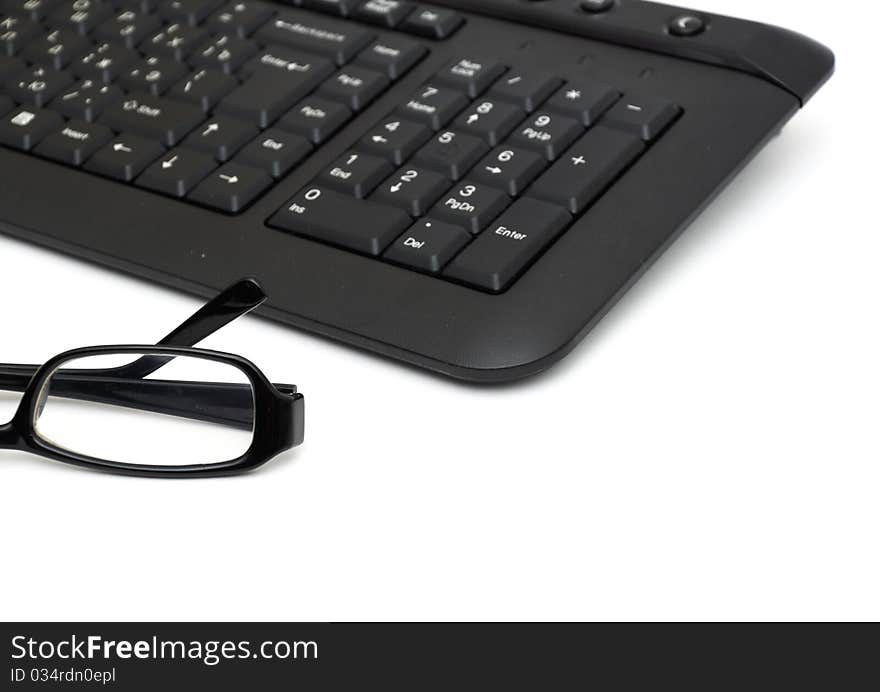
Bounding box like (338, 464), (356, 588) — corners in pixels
(0, 0), (876, 621)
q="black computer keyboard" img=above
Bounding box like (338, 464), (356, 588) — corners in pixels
(0, 1), (833, 381)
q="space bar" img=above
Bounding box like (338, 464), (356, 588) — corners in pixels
(268, 186), (412, 256)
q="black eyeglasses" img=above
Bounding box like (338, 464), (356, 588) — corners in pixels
(0, 279), (304, 477)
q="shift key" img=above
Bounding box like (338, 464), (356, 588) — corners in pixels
(269, 185), (412, 256)
(100, 93), (204, 147)
(443, 198), (570, 292)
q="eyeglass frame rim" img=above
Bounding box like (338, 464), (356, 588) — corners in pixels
(1, 344), (304, 478)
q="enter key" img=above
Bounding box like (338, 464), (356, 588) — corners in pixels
(443, 198), (570, 292)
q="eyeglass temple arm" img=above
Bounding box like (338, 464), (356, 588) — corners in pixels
(108, 277), (269, 380)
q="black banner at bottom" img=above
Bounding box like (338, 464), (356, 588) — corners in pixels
(1, 622), (875, 690)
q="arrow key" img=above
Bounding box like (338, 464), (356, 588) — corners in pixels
(371, 165), (448, 217)
(182, 114), (258, 162)
(85, 134), (166, 181)
(136, 147), (216, 197)
(359, 117), (430, 165)
(471, 146), (546, 197)
(189, 162), (273, 213)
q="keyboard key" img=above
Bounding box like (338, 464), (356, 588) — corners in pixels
(0, 106), (63, 150)
(49, 0), (114, 35)
(384, 218), (470, 273)
(602, 96), (681, 142)
(136, 146), (216, 196)
(236, 128), (311, 178)
(52, 79), (121, 121)
(488, 70), (561, 113)
(240, 44), (333, 79)
(190, 34), (257, 74)
(372, 165), (447, 216)
(141, 22), (206, 60)
(22, 28), (90, 69)
(269, 185), (412, 256)
(317, 66), (388, 111)
(2, 0), (60, 21)
(120, 55), (188, 95)
(84, 133), (165, 181)
(453, 99), (522, 146)
(188, 161), (271, 212)
(159, 0), (223, 26)
(73, 42), (139, 84)
(34, 118), (112, 165)
(94, 9), (162, 49)
(354, 0), (414, 28)
(398, 83), (468, 130)
(353, 36), (425, 80)
(444, 198), (570, 292)
(276, 96), (350, 144)
(0, 15), (40, 55)
(300, 0), (359, 16)
(546, 80), (619, 126)
(168, 67), (236, 112)
(431, 180), (509, 234)
(471, 146), (545, 196)
(401, 6), (463, 39)
(508, 111), (582, 160)
(207, 0), (275, 38)
(434, 58), (505, 98)
(413, 129), (488, 181)
(254, 12), (372, 65)
(5, 64), (73, 107)
(182, 114), (257, 161)
(218, 56), (333, 127)
(101, 92), (205, 146)
(318, 150), (392, 198)
(528, 126), (643, 213)
(0, 94), (12, 116)
(359, 116), (430, 165)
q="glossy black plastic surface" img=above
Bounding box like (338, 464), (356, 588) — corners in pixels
(0, 280), (304, 477)
(0, 2), (835, 382)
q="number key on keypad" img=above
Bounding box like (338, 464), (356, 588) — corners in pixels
(431, 180), (509, 234)
(372, 165), (448, 217)
(471, 146), (546, 197)
(453, 99), (523, 146)
(508, 111), (582, 160)
(398, 83), (468, 130)
(413, 130), (488, 181)
(269, 185), (412, 256)
(318, 151), (393, 198)
(360, 117), (430, 165)
(384, 218), (471, 273)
